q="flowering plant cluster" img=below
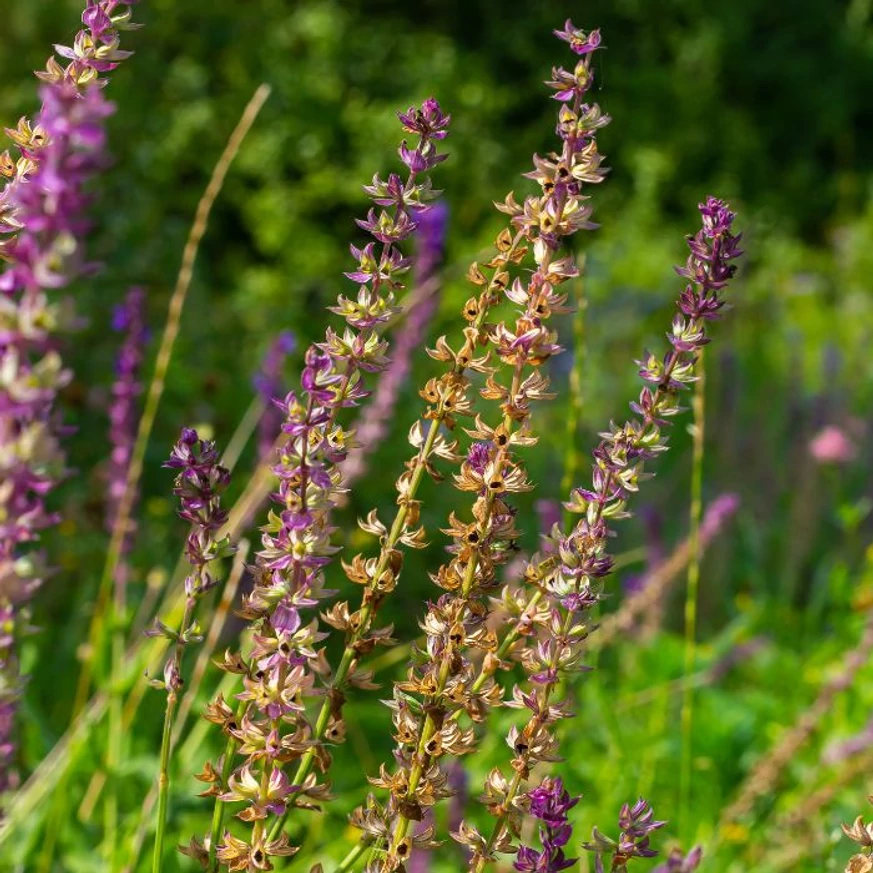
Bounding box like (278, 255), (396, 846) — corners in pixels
(23, 9), (873, 873)
(184, 95), (453, 873)
(0, 0), (139, 796)
(150, 427), (235, 864)
(351, 29), (613, 871)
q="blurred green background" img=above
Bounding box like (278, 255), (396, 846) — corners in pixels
(3, 0), (873, 870)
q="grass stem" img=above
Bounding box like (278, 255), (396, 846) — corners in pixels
(680, 347), (706, 833)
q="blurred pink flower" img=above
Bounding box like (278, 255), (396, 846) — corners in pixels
(809, 425), (856, 464)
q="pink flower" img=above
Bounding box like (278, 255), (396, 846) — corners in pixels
(809, 425), (856, 464)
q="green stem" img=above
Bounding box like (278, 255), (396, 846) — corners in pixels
(105, 616), (125, 871)
(153, 595), (197, 872)
(333, 838), (373, 873)
(152, 694), (178, 871)
(252, 739), (277, 847)
(679, 348), (706, 834)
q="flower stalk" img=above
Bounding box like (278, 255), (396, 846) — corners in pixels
(105, 286), (148, 866)
(263, 219), (532, 857)
(0, 0), (139, 802)
(341, 201), (449, 489)
(354, 22), (610, 872)
(457, 195), (741, 869)
(151, 429), (233, 872)
(196, 99), (452, 872)
(679, 346), (705, 828)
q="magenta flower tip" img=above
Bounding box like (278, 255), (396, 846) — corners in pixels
(554, 20), (603, 55)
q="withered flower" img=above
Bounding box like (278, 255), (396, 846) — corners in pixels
(460, 194), (740, 868)
(203, 98), (451, 868)
(351, 19), (611, 872)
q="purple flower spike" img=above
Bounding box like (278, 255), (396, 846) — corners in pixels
(161, 428), (233, 597)
(253, 331), (296, 459)
(193, 97), (451, 868)
(674, 197), (743, 312)
(397, 98), (451, 141)
(617, 798), (666, 860)
(472, 184), (740, 869)
(107, 287), (147, 537)
(341, 202), (448, 487)
(515, 777), (580, 872)
(583, 798), (666, 872)
(0, 0), (139, 797)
